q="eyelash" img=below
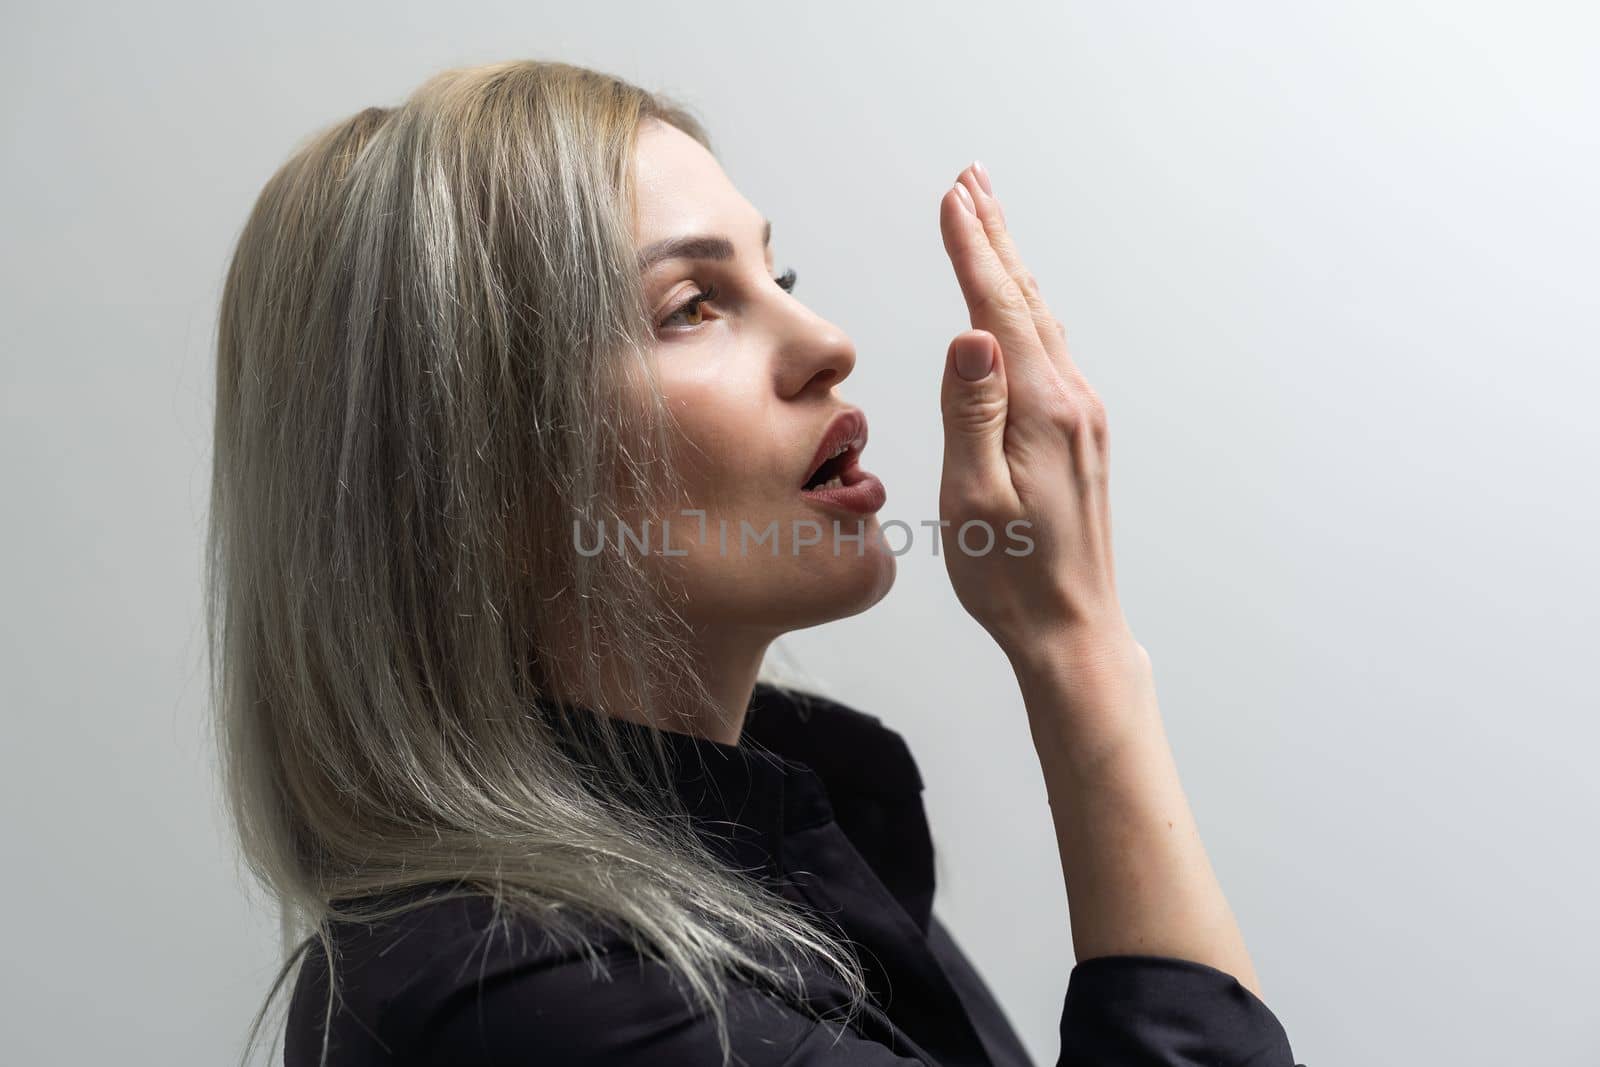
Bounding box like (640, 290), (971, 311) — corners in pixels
(659, 268), (799, 330)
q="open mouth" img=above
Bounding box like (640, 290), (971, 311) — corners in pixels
(795, 408), (886, 514)
(799, 410), (868, 491)
(802, 440), (862, 491)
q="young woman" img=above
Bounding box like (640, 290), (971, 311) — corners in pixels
(211, 59), (1301, 1066)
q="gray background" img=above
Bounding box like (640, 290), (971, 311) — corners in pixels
(3, 1), (1596, 1064)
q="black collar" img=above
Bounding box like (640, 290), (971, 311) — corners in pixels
(567, 681), (936, 933)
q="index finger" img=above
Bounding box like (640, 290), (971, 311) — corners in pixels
(957, 166), (1082, 383)
(940, 179), (1053, 391)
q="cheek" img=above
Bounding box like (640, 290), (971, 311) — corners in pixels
(658, 368), (777, 511)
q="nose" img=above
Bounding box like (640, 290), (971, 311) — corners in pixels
(772, 295), (857, 398)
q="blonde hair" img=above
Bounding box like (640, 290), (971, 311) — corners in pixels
(208, 58), (865, 1066)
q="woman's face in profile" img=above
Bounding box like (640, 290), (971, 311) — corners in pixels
(632, 118), (896, 640)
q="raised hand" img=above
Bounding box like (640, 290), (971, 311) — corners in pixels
(936, 161), (1135, 670)
(934, 165), (1269, 1007)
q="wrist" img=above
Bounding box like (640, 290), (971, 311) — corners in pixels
(1005, 624), (1162, 780)
(1002, 619), (1147, 684)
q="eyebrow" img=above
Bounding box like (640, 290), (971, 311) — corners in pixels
(638, 218), (772, 272)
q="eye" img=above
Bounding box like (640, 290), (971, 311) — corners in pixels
(656, 269), (800, 332)
(660, 283), (719, 330)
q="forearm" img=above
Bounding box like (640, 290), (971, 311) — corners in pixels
(1008, 628), (1263, 1000)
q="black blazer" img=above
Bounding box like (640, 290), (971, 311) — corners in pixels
(284, 683), (1301, 1065)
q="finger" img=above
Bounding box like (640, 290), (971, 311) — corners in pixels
(940, 329), (1017, 514)
(957, 165), (1084, 385)
(939, 180), (1052, 393)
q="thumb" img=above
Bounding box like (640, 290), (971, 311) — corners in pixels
(940, 330), (1011, 503)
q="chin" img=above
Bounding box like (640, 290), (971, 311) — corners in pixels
(676, 539), (898, 635)
(781, 537), (898, 630)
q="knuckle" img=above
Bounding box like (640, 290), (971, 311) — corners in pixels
(1012, 268), (1042, 304)
(966, 286), (1003, 317)
(943, 393), (1008, 436)
(970, 276), (1027, 319)
(1083, 388), (1109, 434)
(1050, 397), (1084, 432)
(1041, 377), (1082, 429)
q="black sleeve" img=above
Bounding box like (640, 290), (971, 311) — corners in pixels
(410, 947), (1301, 1066)
(1058, 955), (1302, 1067)
(410, 949), (929, 1066)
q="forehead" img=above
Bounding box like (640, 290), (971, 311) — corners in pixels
(633, 119), (765, 252)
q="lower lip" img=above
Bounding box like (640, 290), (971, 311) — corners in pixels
(798, 466), (887, 514)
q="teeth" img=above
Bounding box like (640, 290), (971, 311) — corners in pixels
(806, 435), (863, 490)
(827, 436), (861, 461)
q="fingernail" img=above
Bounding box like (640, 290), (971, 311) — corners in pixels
(972, 159), (993, 196)
(953, 182), (975, 215)
(956, 340), (993, 381)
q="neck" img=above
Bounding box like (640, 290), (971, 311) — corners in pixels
(557, 625), (774, 747)
(686, 624), (772, 745)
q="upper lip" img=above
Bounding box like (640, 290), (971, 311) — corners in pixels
(800, 408), (869, 488)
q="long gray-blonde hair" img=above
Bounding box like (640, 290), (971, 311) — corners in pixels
(208, 58), (866, 1066)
